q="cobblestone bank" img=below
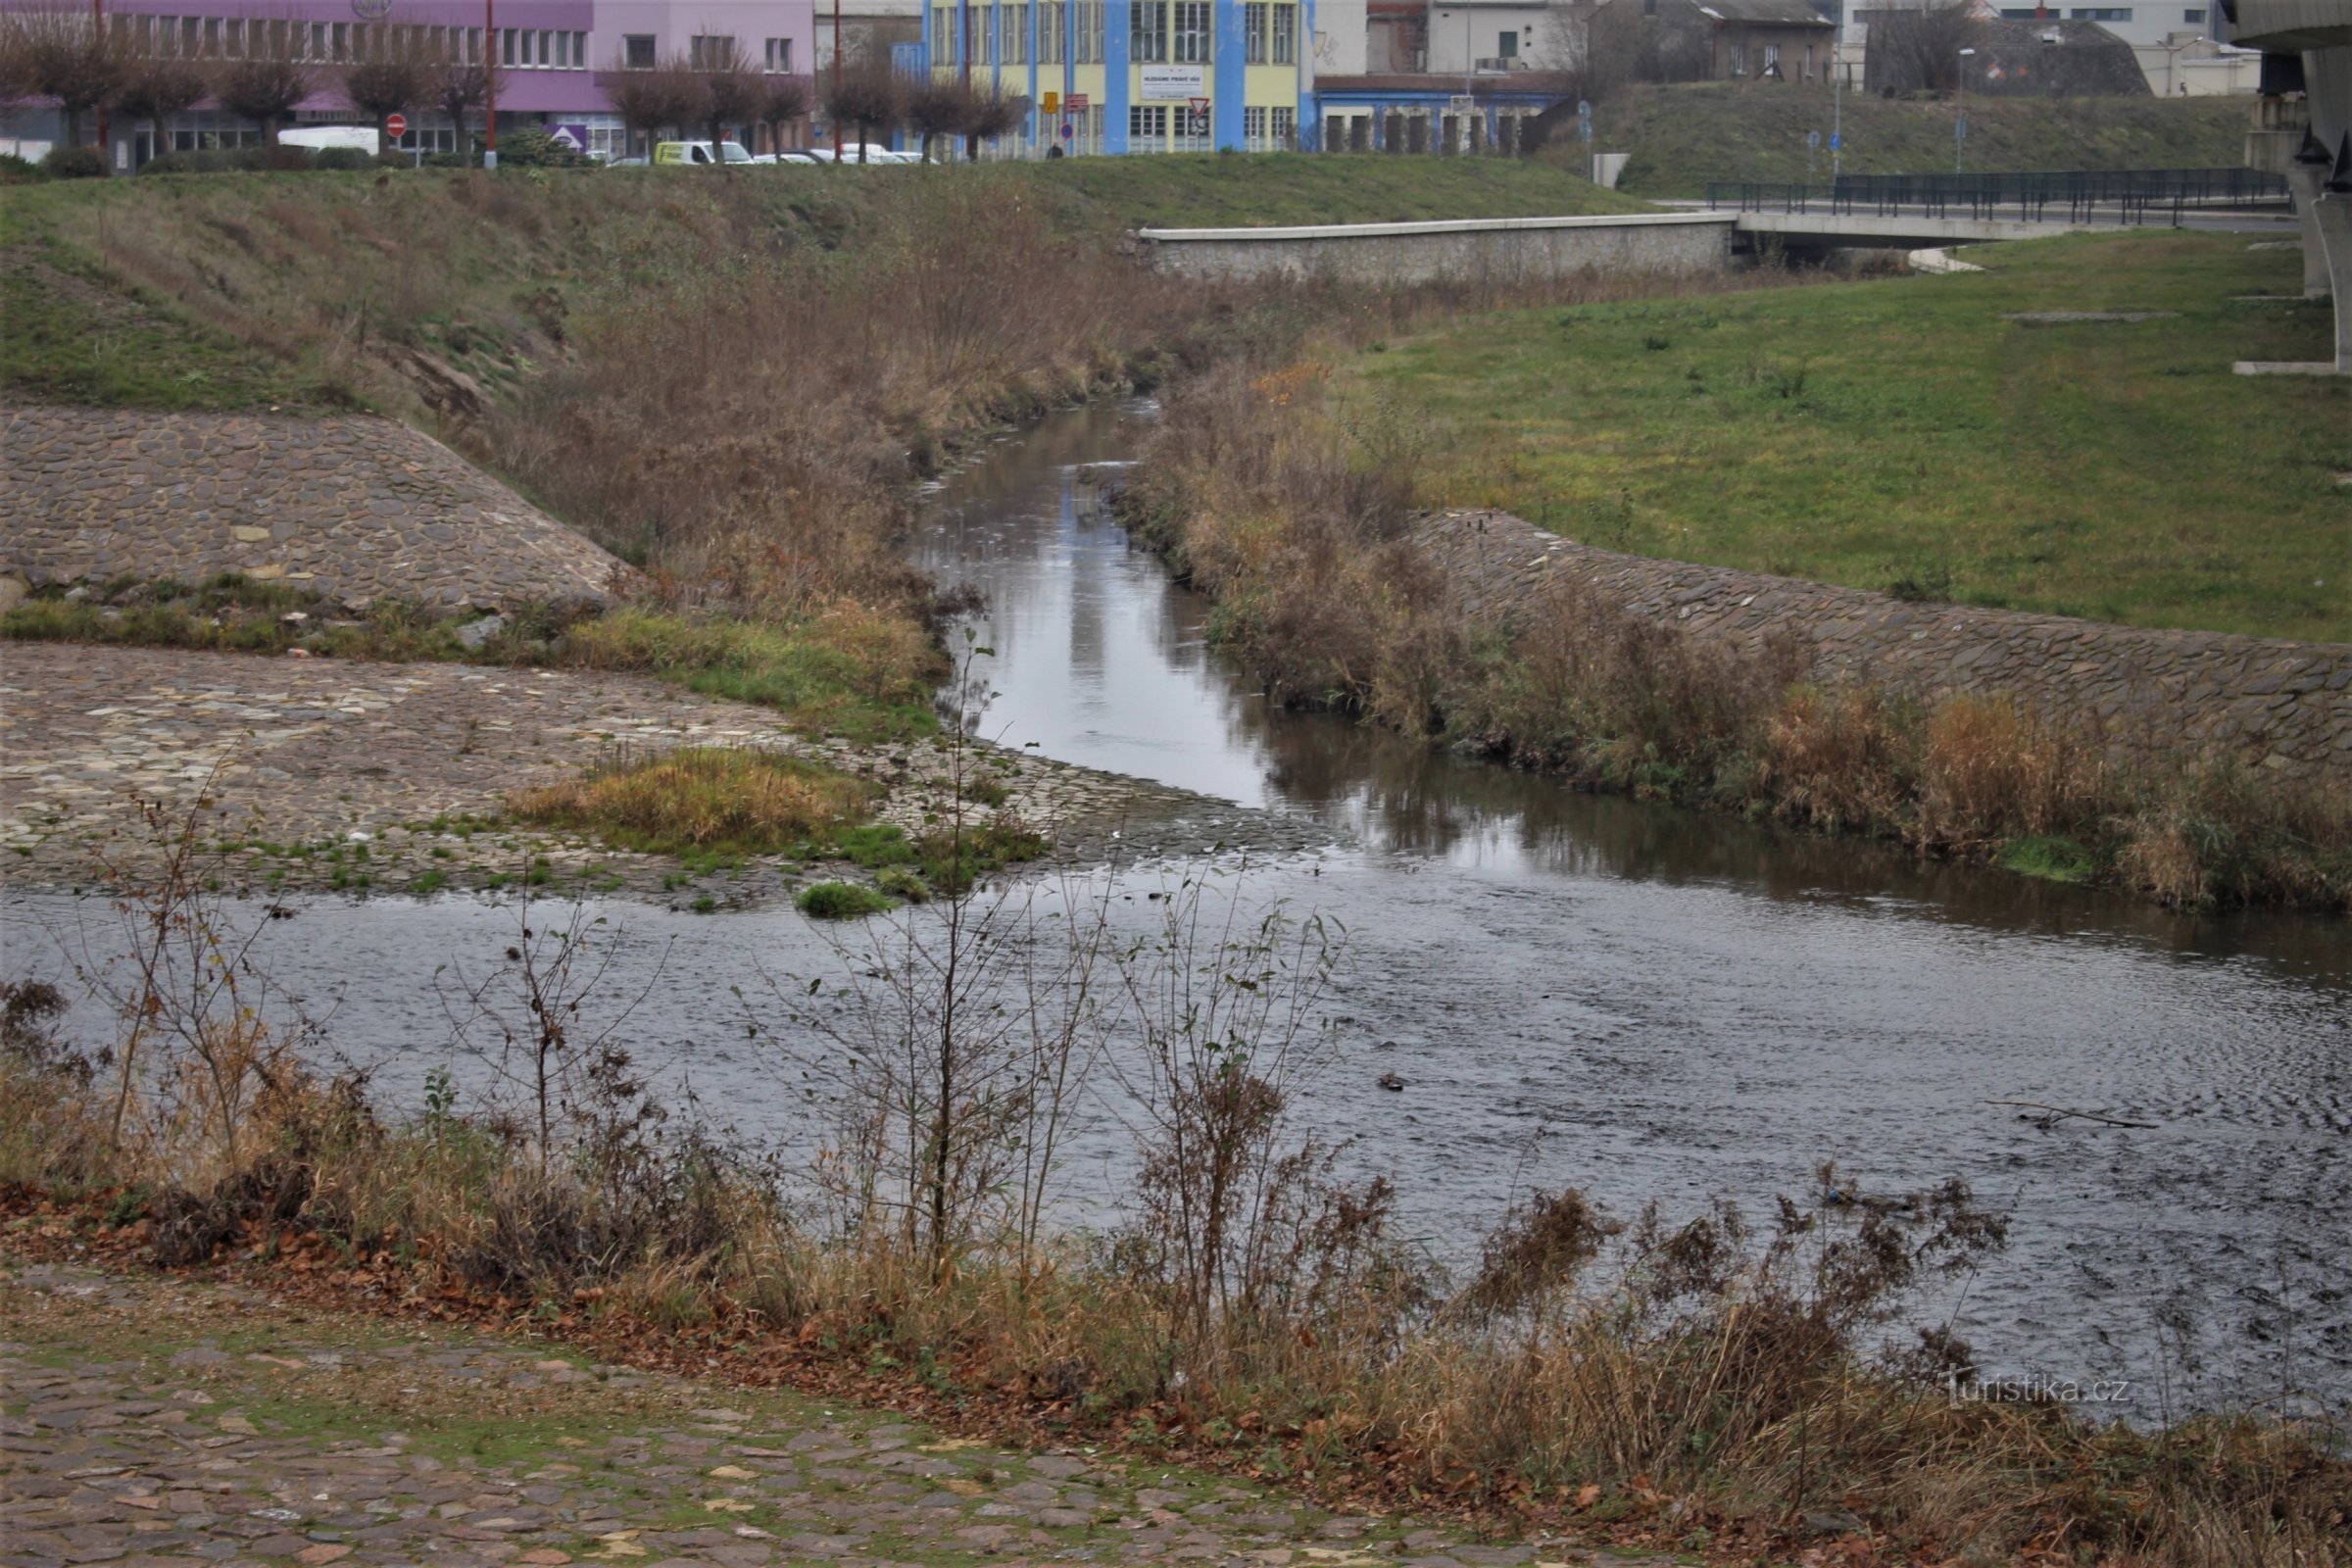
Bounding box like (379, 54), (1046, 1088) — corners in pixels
(0, 645), (1338, 904)
(2, 407), (622, 612)
(1420, 510), (2352, 781)
(3, 1253), (1614, 1568)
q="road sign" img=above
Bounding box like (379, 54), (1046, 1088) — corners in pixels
(1059, 122), (1074, 139)
(1828, 131), (1840, 150)
(1955, 117), (1967, 138)
(1188, 96), (1210, 134)
(1065, 93), (1089, 112)
(385, 112), (408, 139)
(1042, 90), (1059, 113)
(1806, 128), (1821, 149)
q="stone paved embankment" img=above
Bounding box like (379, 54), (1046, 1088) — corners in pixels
(3, 1253), (1600, 1568)
(0, 644), (1335, 903)
(2, 407), (622, 612)
(1420, 510), (2352, 782)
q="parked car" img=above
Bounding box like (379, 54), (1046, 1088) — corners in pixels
(653, 140), (756, 167)
(789, 144), (920, 166)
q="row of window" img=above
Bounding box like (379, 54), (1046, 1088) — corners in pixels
(110, 15), (488, 66)
(498, 29), (595, 71)
(929, 1), (1296, 67)
(1126, 101), (1290, 147)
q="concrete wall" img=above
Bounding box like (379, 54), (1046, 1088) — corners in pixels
(1420, 509), (2351, 783)
(1134, 212), (1737, 283)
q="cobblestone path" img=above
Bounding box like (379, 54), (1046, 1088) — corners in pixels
(1, 1255), (1585, 1568)
(0, 645), (1336, 904)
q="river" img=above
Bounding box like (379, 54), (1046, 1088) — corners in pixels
(7, 401), (2348, 1417)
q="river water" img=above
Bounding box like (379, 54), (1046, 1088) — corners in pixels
(8, 401), (2348, 1417)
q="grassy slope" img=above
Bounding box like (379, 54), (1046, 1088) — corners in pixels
(0, 157), (1639, 416)
(1567, 81), (2255, 197)
(1345, 230), (2350, 643)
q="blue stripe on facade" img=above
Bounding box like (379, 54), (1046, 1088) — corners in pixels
(1212, 1), (1244, 149)
(1106, 0), (1130, 153)
(1299, 0), (1316, 148)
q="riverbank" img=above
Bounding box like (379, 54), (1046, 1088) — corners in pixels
(1113, 286), (2352, 910)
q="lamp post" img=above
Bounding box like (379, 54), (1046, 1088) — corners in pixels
(1953, 44), (1973, 173)
(1830, 21), (1842, 181)
(483, 0), (498, 168)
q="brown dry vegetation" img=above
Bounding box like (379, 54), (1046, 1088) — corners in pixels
(1118, 357), (2352, 911)
(4, 800), (2349, 1565)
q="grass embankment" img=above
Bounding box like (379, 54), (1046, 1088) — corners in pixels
(5, 860), (2349, 1564)
(1118, 235), (2351, 909)
(1347, 231), (2349, 643)
(1567, 81), (2257, 197)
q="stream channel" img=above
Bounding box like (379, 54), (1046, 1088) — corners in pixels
(12, 401), (2352, 1416)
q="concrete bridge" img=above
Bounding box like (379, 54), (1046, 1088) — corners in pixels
(2232, 0), (2352, 371)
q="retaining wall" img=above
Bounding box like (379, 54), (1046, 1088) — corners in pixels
(1134, 213), (1739, 285)
(2, 405), (622, 611)
(1419, 509), (2352, 782)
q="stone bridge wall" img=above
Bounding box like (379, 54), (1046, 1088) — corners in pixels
(2, 405), (622, 611)
(1418, 509), (2352, 782)
(1134, 213), (1738, 286)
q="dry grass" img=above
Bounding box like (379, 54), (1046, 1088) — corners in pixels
(1122, 343), (2352, 911)
(510, 745), (875, 856)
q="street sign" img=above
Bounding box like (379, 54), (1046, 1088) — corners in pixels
(1955, 117), (1967, 138)
(385, 112), (408, 139)
(1059, 122), (1074, 139)
(1828, 131), (1839, 150)
(1042, 91), (1059, 113)
(1065, 93), (1089, 112)
(1806, 128), (1821, 149)
(1188, 96), (1210, 133)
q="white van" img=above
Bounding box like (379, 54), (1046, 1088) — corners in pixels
(281, 124), (381, 155)
(654, 140), (756, 167)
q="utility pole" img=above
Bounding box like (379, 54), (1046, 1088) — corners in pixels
(1830, 22), (1843, 181)
(93, 0), (108, 166)
(484, 0), (498, 167)
(1954, 44), (1973, 173)
(835, 0), (845, 157)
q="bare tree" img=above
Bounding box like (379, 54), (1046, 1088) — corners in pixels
(963, 88), (1023, 162)
(11, 3), (128, 149)
(117, 54), (210, 166)
(755, 72), (812, 157)
(601, 54), (703, 161)
(343, 54), (429, 152)
(820, 48), (903, 162)
(216, 30), (315, 148)
(427, 42), (503, 165)
(1869, 0), (1985, 92)
(903, 77), (974, 164)
(697, 38), (761, 165)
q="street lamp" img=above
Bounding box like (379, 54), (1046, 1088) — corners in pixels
(1954, 44), (1975, 173)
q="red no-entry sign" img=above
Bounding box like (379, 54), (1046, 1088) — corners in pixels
(385, 113), (408, 139)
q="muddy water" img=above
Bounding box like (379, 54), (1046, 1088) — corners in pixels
(8, 401), (2349, 1417)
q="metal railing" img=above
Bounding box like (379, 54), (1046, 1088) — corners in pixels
(1704, 168), (2291, 225)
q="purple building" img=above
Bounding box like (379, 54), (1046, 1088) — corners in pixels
(0, 0), (815, 165)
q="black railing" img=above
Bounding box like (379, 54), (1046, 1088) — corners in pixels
(1704, 168), (2291, 225)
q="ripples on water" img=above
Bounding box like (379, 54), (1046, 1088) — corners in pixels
(10, 402), (2348, 1417)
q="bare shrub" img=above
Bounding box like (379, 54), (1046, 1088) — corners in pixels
(1758, 685), (1916, 835)
(343, 55), (429, 148)
(426, 42), (501, 165)
(1914, 694), (2108, 851)
(904, 77), (975, 163)
(118, 55), (211, 162)
(821, 48), (903, 160)
(1868, 0), (1987, 94)
(755, 73), (812, 155)
(11, 2), (128, 147)
(216, 35), (315, 148)
(602, 56), (704, 162)
(696, 40), (761, 160)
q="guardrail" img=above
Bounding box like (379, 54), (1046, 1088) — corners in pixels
(1705, 168), (2291, 225)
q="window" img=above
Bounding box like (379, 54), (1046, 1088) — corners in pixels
(2069, 6), (2130, 18)
(982, 6), (996, 65)
(1129, 102), (1167, 148)
(1270, 3), (1296, 63)
(332, 22), (349, 60)
(1271, 105), (1294, 147)
(689, 33), (738, 69)
(932, 7), (956, 65)
(1131, 0), (1166, 61)
(1728, 39), (1744, 74)
(1006, 4), (1029, 64)
(1244, 104), (1266, 149)
(1245, 2), (1267, 61)
(2182, 6), (2205, 18)
(1172, 0), (1210, 61)
(1497, 28), (1517, 57)
(764, 36), (794, 71)
(618, 32), (653, 68)
(1040, 3), (1062, 62)
(1762, 41), (1779, 74)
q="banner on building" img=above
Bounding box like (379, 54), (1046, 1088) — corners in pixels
(1139, 65), (1207, 100)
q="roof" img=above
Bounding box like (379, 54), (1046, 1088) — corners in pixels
(1688, 0), (1837, 25)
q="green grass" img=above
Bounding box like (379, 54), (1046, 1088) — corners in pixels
(1014, 151), (1650, 230)
(1569, 81), (2257, 198)
(1344, 230), (2350, 641)
(797, 880), (897, 919)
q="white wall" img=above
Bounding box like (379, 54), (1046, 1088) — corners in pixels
(1425, 0), (1551, 72)
(1315, 0), (1370, 76)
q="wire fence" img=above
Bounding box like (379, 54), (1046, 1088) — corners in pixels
(1704, 168), (2292, 225)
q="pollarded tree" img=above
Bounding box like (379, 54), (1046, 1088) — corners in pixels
(12, 3), (128, 150)
(427, 43), (503, 165)
(697, 39), (761, 166)
(1870, 0), (1985, 92)
(821, 50), (903, 162)
(963, 88), (1023, 162)
(116, 55), (210, 166)
(216, 31), (315, 148)
(756, 73), (812, 158)
(904, 77), (974, 164)
(344, 54), (430, 152)
(601, 54), (703, 161)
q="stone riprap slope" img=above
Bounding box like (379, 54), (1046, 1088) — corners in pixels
(1421, 510), (2352, 783)
(1, 1255), (1592, 1568)
(2, 406), (622, 611)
